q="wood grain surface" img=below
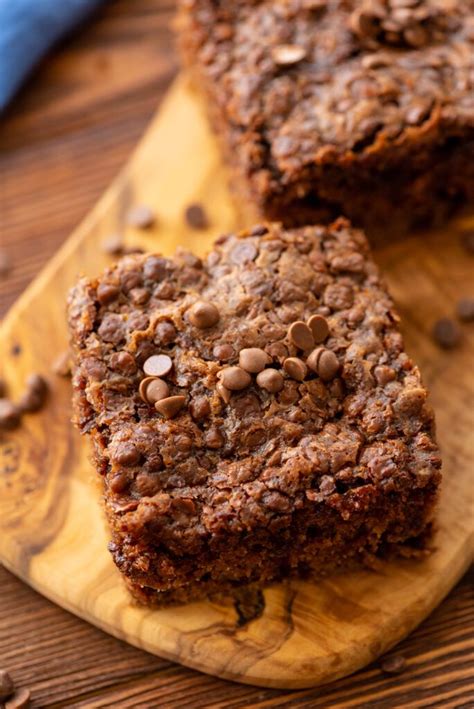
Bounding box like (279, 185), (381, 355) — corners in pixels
(0, 1), (473, 706)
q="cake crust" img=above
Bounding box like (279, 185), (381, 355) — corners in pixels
(177, 0), (474, 234)
(68, 220), (441, 605)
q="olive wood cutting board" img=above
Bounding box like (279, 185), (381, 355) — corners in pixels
(0, 75), (473, 689)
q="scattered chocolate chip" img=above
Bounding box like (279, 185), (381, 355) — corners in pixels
(239, 347), (272, 374)
(460, 231), (474, 255)
(288, 321), (315, 351)
(283, 357), (308, 381)
(5, 687), (31, 709)
(213, 343), (234, 361)
(380, 654), (407, 675)
(256, 368), (284, 393)
(155, 395), (186, 419)
(18, 374), (49, 413)
(113, 442), (140, 466)
(188, 301), (220, 328)
(457, 297), (474, 322)
(0, 249), (12, 279)
(0, 669), (14, 700)
(97, 283), (120, 305)
(10, 344), (21, 357)
(184, 203), (209, 230)
(0, 378), (7, 398)
(432, 317), (462, 349)
(216, 382), (232, 404)
(307, 347), (340, 381)
(52, 351), (71, 378)
(271, 44), (306, 66)
(143, 354), (173, 378)
(219, 366), (251, 391)
(126, 204), (155, 229)
(101, 234), (124, 256)
(307, 314), (330, 343)
(143, 378), (169, 405)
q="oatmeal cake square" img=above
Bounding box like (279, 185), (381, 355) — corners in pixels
(68, 220), (441, 605)
(177, 0), (474, 235)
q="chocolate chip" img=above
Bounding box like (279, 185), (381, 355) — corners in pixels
(266, 342), (288, 361)
(213, 343), (235, 361)
(307, 347), (340, 381)
(216, 382), (232, 403)
(460, 231), (474, 255)
(98, 314), (125, 345)
(101, 234), (124, 256)
(374, 365), (396, 386)
(155, 395), (186, 419)
(7, 688), (29, 709)
(219, 366), (251, 391)
(126, 204), (155, 229)
(307, 314), (330, 343)
(5, 687), (31, 709)
(52, 351), (71, 378)
(18, 374), (49, 413)
(188, 301), (220, 328)
(404, 25), (428, 47)
(0, 669), (14, 700)
(113, 442), (140, 466)
(139, 376), (159, 402)
(143, 354), (173, 377)
(205, 427), (225, 449)
(256, 368), (284, 393)
(97, 283), (120, 305)
(0, 249), (12, 279)
(432, 317), (462, 349)
(4, 397), (24, 424)
(230, 241), (258, 265)
(144, 256), (168, 281)
(283, 357), (308, 381)
(271, 44), (306, 66)
(154, 321), (177, 345)
(184, 203), (209, 230)
(380, 654), (406, 674)
(110, 351), (137, 375)
(129, 287), (150, 306)
(143, 378), (169, 404)
(189, 396), (211, 420)
(0, 378), (7, 398)
(457, 297), (474, 322)
(239, 347), (271, 373)
(109, 471), (129, 493)
(288, 321), (315, 351)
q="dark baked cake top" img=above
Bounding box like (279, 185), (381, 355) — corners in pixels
(178, 0), (474, 176)
(68, 220), (440, 552)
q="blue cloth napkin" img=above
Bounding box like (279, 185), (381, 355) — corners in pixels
(0, 0), (104, 110)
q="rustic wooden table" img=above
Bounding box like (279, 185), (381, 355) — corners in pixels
(0, 2), (472, 707)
